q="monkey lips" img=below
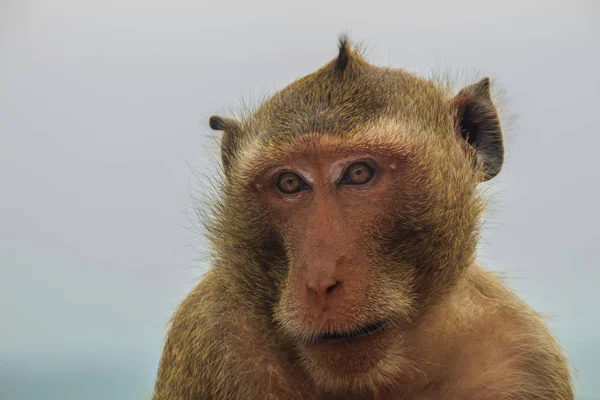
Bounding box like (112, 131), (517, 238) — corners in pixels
(313, 319), (388, 342)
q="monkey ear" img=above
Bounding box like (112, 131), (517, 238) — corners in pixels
(452, 78), (504, 181)
(209, 115), (243, 177)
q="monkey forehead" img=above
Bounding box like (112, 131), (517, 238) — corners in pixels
(250, 59), (452, 140)
(233, 119), (447, 185)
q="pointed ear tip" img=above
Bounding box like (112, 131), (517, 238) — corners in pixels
(457, 77), (493, 99)
(474, 77), (492, 95)
(209, 115), (225, 130)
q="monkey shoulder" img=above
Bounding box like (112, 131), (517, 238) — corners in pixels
(435, 266), (573, 400)
(153, 271), (312, 400)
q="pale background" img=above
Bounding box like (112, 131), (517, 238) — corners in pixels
(1, 1), (598, 399)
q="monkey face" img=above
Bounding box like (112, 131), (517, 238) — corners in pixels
(251, 147), (409, 388)
(222, 127), (479, 390)
(206, 40), (502, 391)
(209, 119), (489, 391)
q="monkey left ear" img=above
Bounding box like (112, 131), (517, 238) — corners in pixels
(452, 78), (504, 181)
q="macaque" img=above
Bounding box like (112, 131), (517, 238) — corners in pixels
(153, 37), (573, 400)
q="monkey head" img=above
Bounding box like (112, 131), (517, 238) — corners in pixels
(207, 37), (504, 391)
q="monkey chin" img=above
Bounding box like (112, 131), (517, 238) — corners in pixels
(293, 319), (405, 392)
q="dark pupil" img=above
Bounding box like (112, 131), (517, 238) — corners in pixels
(278, 173), (301, 193)
(350, 163), (371, 183)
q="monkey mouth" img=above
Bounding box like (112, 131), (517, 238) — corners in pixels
(313, 320), (388, 342)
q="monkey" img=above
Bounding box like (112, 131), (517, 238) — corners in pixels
(153, 37), (574, 400)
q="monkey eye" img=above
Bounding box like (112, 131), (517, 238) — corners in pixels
(276, 171), (309, 195)
(340, 162), (375, 185)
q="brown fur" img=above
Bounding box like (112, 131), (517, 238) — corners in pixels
(153, 37), (573, 399)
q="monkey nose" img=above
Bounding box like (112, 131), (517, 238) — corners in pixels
(306, 278), (341, 299)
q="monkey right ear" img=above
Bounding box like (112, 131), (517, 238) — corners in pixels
(209, 115), (243, 177)
(452, 78), (504, 181)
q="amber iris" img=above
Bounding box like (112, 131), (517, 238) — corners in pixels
(277, 172), (306, 194)
(343, 162), (374, 185)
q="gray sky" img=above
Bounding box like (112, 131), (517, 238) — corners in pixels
(1, 0), (598, 399)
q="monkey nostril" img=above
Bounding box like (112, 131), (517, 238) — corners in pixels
(326, 280), (341, 294)
(306, 279), (341, 298)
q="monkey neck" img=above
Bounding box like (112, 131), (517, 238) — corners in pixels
(419, 255), (478, 311)
(384, 264), (492, 391)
